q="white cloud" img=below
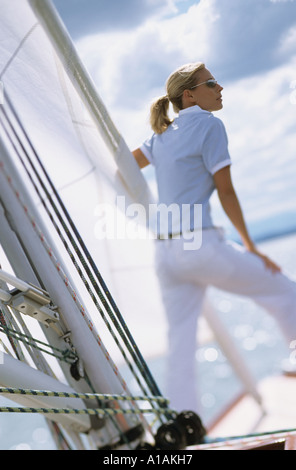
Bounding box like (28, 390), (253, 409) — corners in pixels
(76, 0), (296, 110)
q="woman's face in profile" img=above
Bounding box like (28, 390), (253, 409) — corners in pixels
(190, 68), (224, 112)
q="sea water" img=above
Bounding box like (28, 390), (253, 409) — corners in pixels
(0, 232), (295, 450)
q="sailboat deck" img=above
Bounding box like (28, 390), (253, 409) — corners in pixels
(203, 373), (296, 449)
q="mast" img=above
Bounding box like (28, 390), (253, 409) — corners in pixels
(28, 0), (153, 209)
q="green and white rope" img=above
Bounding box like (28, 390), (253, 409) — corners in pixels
(0, 386), (172, 419)
(0, 405), (171, 417)
(0, 386), (169, 406)
(0, 323), (77, 364)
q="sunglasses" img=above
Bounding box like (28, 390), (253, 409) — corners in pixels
(190, 79), (218, 89)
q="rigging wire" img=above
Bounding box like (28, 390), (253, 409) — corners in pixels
(0, 109), (156, 445)
(0, 93), (170, 422)
(3, 92), (161, 394)
(0, 102), (160, 408)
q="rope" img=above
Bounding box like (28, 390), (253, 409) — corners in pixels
(0, 104), (149, 445)
(0, 324), (77, 364)
(0, 119), (129, 392)
(0, 405), (172, 417)
(1, 388), (295, 450)
(0, 93), (167, 421)
(0, 386), (169, 406)
(0, 156), (142, 438)
(0, 386), (172, 419)
(2, 93), (162, 399)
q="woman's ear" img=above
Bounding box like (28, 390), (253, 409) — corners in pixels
(183, 89), (192, 99)
(183, 89), (197, 106)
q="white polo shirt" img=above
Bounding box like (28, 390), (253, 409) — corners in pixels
(140, 105), (231, 232)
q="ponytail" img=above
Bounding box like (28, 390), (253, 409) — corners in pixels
(149, 95), (172, 134)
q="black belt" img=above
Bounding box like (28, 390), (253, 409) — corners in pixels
(157, 232), (183, 240)
(157, 227), (212, 240)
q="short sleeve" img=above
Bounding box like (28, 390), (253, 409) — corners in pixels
(140, 134), (155, 165)
(202, 117), (232, 175)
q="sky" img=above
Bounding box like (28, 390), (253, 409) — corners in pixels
(52, 0), (296, 238)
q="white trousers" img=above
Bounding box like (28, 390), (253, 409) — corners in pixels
(155, 228), (296, 413)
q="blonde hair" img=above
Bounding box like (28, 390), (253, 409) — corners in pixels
(150, 62), (205, 134)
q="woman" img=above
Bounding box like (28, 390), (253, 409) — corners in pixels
(132, 62), (296, 414)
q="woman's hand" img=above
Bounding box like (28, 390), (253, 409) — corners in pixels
(248, 247), (282, 274)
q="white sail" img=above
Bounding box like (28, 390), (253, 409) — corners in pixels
(0, 0), (168, 449)
(0, 0), (168, 362)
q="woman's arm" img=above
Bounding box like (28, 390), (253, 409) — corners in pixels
(213, 166), (254, 250)
(213, 165), (281, 273)
(132, 148), (150, 169)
